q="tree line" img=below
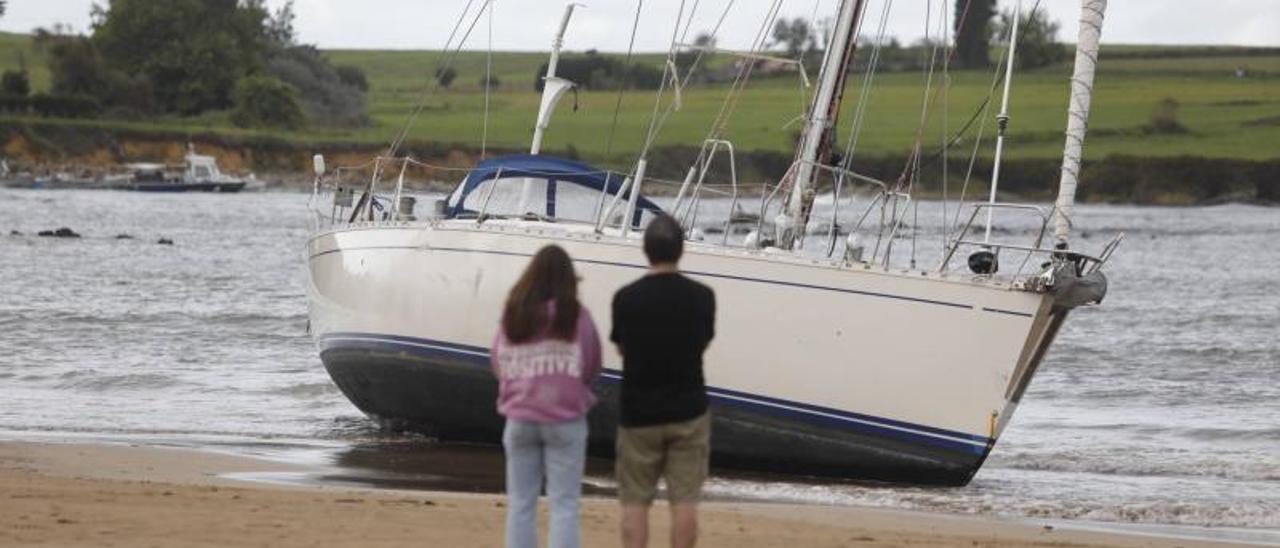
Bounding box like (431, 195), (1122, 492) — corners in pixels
(767, 0), (1064, 73)
(0, 0), (368, 130)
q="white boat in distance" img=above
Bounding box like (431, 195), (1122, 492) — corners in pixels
(307, 0), (1118, 485)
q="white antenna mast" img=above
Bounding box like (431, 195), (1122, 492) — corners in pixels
(1053, 0), (1107, 245)
(983, 0), (1022, 244)
(519, 3), (582, 214)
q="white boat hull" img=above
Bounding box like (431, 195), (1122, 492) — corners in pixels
(307, 220), (1065, 485)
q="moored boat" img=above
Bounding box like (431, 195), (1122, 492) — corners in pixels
(117, 150), (248, 193)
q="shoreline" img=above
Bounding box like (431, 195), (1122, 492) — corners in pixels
(2, 120), (1278, 207)
(1, 440), (1269, 547)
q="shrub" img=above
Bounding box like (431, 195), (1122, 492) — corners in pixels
(335, 65), (368, 92)
(267, 46), (368, 128)
(230, 76), (305, 130)
(479, 74), (501, 88)
(30, 93), (101, 118)
(0, 94), (31, 114)
(533, 50), (664, 92)
(435, 67), (458, 88)
(1, 70), (29, 96)
(1145, 97), (1188, 135)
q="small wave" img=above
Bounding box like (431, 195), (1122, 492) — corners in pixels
(204, 312), (308, 323)
(1184, 426), (1280, 443)
(265, 382), (340, 399)
(1038, 501), (1280, 530)
(990, 451), (1280, 482)
(702, 478), (1280, 529)
(56, 372), (184, 392)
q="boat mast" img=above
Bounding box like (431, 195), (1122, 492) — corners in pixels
(983, 0), (1022, 244)
(781, 0), (866, 250)
(1053, 0), (1107, 245)
(520, 3), (581, 214)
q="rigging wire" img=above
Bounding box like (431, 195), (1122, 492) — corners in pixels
(951, 0), (1044, 234)
(909, 0), (945, 269)
(481, 0), (494, 159)
(605, 0), (646, 159)
(640, 0), (740, 159)
(941, 0), (951, 251)
(637, 0), (689, 160)
(704, 0), (781, 145)
(838, 0), (894, 171)
(918, 0), (1045, 171)
(385, 0), (493, 160)
(680, 0), (703, 44)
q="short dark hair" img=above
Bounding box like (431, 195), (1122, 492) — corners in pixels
(643, 214), (684, 265)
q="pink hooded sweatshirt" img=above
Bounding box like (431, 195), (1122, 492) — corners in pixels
(491, 303), (603, 423)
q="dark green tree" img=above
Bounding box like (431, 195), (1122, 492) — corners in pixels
(33, 27), (154, 114)
(994, 7), (1066, 70)
(435, 67), (458, 88)
(91, 0), (269, 114)
(2, 70), (29, 96)
(34, 30), (109, 97)
(264, 0), (296, 46)
(772, 18), (815, 59)
(954, 0), (995, 69)
(230, 75), (304, 129)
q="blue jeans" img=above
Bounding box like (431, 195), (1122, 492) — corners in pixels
(503, 416), (588, 548)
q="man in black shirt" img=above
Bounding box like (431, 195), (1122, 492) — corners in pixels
(611, 214), (715, 548)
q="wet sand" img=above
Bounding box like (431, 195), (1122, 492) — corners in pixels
(0, 442), (1250, 547)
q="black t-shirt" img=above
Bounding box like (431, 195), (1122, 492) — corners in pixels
(610, 272), (716, 427)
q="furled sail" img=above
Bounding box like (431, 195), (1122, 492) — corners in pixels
(1053, 0), (1108, 244)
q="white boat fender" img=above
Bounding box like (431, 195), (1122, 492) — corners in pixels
(773, 212), (794, 246)
(844, 233), (864, 263)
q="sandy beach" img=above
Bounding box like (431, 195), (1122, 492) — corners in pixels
(0, 441), (1257, 548)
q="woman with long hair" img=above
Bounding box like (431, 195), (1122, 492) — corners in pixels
(491, 244), (601, 548)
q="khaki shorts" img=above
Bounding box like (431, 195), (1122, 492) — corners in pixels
(615, 412), (710, 506)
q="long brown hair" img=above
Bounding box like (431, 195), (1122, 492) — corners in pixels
(502, 245), (581, 343)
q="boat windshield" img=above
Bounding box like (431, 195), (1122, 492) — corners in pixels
(445, 155), (664, 226)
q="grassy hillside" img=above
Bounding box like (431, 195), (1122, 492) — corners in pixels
(2, 30), (1278, 172)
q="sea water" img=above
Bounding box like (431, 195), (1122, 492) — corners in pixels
(0, 189), (1276, 532)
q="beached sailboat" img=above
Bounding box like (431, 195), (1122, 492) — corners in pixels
(307, 0), (1118, 485)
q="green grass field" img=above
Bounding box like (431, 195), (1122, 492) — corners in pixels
(3, 31), (1278, 169)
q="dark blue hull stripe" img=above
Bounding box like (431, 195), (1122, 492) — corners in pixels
(309, 244), (1035, 314)
(981, 307), (1035, 318)
(319, 332), (993, 455)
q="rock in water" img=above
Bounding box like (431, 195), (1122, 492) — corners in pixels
(37, 228), (81, 238)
